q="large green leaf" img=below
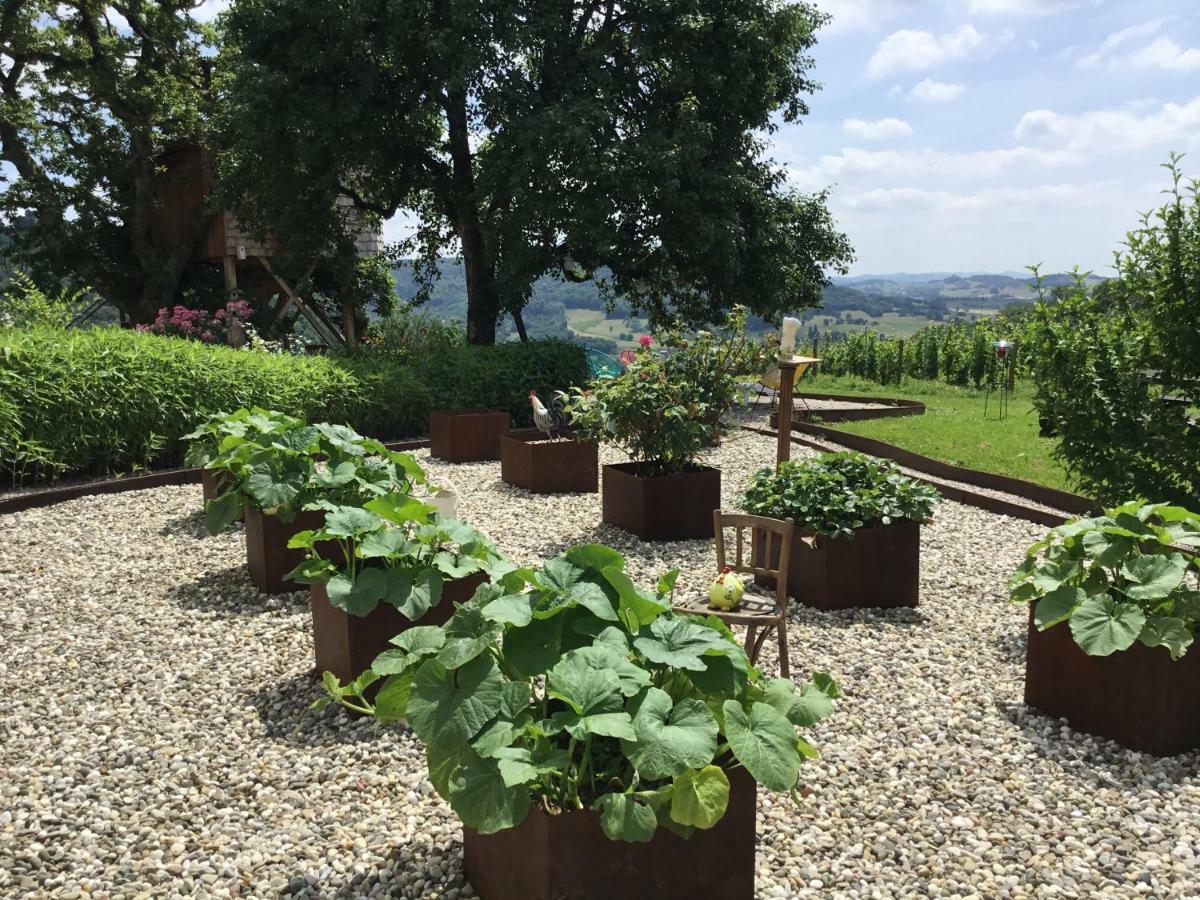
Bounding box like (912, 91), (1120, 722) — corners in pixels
(359, 528), (408, 559)
(480, 590), (534, 627)
(343, 567), (387, 616)
(547, 651), (635, 740)
(1122, 554), (1189, 601)
(669, 766), (729, 829)
(321, 506), (380, 538)
(1033, 585), (1086, 630)
(1139, 615), (1195, 661)
(490, 745), (570, 787)
(634, 617), (729, 672)
(565, 544), (625, 573)
(438, 604), (503, 669)
(534, 557), (616, 621)
(566, 645), (650, 698)
(621, 687), (718, 780)
(373, 670), (415, 721)
(364, 493), (434, 526)
(722, 700), (801, 792)
(372, 626), (446, 675)
(406, 656), (505, 753)
(603, 565), (669, 632)
(595, 793), (658, 843)
(203, 491), (241, 535)
(760, 678), (834, 727)
(1069, 594), (1146, 657)
(503, 614), (563, 677)
(396, 569), (443, 620)
(449, 756), (531, 834)
(244, 465), (303, 510)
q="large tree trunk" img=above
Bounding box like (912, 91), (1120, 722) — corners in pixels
(445, 85), (500, 345)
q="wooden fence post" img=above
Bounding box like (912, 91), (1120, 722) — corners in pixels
(896, 339), (905, 385)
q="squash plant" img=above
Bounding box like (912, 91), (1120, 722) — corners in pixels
(287, 493), (504, 619)
(199, 411), (426, 534)
(321, 543), (839, 840)
(740, 452), (941, 538)
(1011, 501), (1200, 659)
(183, 407), (303, 469)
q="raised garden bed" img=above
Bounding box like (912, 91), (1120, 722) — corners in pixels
(789, 391), (925, 423)
(430, 410), (511, 463)
(601, 463), (720, 541)
(245, 507), (330, 594)
(310, 573), (489, 683)
(500, 429), (598, 494)
(754, 519), (920, 610)
(463, 766), (756, 900)
(1024, 605), (1200, 756)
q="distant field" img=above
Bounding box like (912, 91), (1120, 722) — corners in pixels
(798, 374), (1077, 494)
(566, 308), (648, 349)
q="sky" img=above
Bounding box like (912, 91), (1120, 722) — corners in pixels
(774, 0), (1200, 275)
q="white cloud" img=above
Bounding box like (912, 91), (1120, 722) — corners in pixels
(1128, 38), (1200, 74)
(843, 182), (1107, 215)
(193, 0), (229, 22)
(909, 78), (965, 102)
(867, 25), (983, 78)
(842, 117), (914, 140)
(817, 0), (906, 34)
(964, 0), (1078, 15)
(1015, 96), (1200, 151)
(789, 145), (1078, 188)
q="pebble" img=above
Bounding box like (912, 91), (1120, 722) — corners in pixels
(1, 421), (1198, 898)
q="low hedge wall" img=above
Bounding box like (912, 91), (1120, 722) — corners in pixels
(0, 327), (588, 482)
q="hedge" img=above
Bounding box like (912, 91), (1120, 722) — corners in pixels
(0, 327), (588, 482)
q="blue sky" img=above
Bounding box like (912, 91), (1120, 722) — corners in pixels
(777, 0), (1200, 275)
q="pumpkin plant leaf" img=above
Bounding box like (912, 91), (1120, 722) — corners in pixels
(448, 756), (531, 835)
(722, 700), (801, 792)
(1033, 585), (1086, 630)
(595, 793), (658, 843)
(669, 765), (729, 829)
(406, 656), (505, 754)
(621, 687), (718, 780)
(1138, 615), (1194, 661)
(1069, 594), (1146, 657)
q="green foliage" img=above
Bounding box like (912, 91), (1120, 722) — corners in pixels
(322, 544), (839, 839)
(0, 328), (587, 482)
(1010, 501), (1200, 660)
(363, 314), (467, 362)
(739, 452), (941, 539)
(1025, 157), (1200, 506)
(219, 0), (851, 343)
(0, 272), (87, 329)
(196, 411), (425, 532)
(288, 495), (502, 619)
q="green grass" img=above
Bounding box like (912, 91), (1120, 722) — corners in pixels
(799, 374), (1079, 494)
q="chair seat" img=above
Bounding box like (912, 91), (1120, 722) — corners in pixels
(674, 591), (782, 627)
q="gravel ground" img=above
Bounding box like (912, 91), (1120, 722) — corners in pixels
(2, 428), (1199, 899)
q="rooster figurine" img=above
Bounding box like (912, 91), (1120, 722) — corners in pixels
(708, 566), (747, 611)
(530, 390), (568, 439)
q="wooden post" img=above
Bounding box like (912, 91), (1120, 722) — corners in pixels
(341, 300), (358, 350)
(1007, 339), (1018, 393)
(222, 255), (246, 348)
(896, 339), (905, 385)
(777, 358), (800, 470)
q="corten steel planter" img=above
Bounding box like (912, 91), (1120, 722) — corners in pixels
(244, 507), (329, 594)
(462, 766), (756, 900)
(500, 429), (598, 494)
(601, 463), (721, 541)
(1023, 606), (1200, 755)
(754, 519), (920, 611)
(429, 410), (512, 463)
(310, 572), (489, 683)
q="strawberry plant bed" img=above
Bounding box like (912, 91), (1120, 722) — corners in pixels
(310, 573), (489, 683)
(430, 410), (512, 463)
(1024, 606), (1200, 755)
(245, 507), (330, 594)
(601, 463), (720, 540)
(754, 519), (920, 610)
(500, 429), (598, 494)
(462, 766), (756, 900)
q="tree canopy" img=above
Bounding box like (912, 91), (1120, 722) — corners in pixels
(219, 0), (853, 344)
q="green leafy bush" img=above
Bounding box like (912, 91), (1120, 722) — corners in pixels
(288, 494), (503, 619)
(1010, 501), (1200, 660)
(740, 452), (941, 538)
(200, 414), (426, 533)
(322, 543), (839, 840)
(0, 327), (588, 482)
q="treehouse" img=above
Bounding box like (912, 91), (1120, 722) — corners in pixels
(150, 141), (382, 347)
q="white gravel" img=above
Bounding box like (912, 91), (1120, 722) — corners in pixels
(2, 427), (1199, 899)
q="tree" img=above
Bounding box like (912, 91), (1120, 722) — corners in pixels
(218, 0), (852, 344)
(0, 1), (216, 322)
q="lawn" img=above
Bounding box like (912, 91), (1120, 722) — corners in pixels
(800, 374), (1079, 494)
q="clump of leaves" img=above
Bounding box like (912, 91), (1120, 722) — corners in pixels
(739, 452), (941, 538)
(322, 543), (839, 841)
(199, 409), (425, 533)
(183, 406), (300, 468)
(1010, 501), (1200, 660)
(287, 494), (504, 619)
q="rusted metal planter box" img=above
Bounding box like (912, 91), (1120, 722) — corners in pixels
(244, 507), (327, 594)
(310, 572), (488, 683)
(463, 767), (756, 900)
(430, 410), (511, 463)
(200, 469), (242, 522)
(601, 463), (720, 541)
(500, 429), (598, 494)
(755, 519), (919, 610)
(1024, 606), (1200, 755)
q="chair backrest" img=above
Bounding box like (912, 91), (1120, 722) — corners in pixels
(712, 510), (795, 613)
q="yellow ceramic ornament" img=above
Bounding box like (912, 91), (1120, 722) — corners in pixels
(708, 566), (746, 611)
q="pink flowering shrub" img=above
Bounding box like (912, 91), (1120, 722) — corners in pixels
(638, 334), (653, 349)
(137, 298), (253, 344)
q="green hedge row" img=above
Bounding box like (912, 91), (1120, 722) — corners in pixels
(0, 327), (588, 482)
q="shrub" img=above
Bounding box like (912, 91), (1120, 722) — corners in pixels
(0, 327), (589, 482)
(322, 543), (840, 840)
(1010, 501), (1200, 660)
(739, 452), (941, 538)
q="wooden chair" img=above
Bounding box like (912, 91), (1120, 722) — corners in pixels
(674, 510), (795, 676)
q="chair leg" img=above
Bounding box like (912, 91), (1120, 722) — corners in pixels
(777, 619), (790, 678)
(744, 626), (758, 663)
